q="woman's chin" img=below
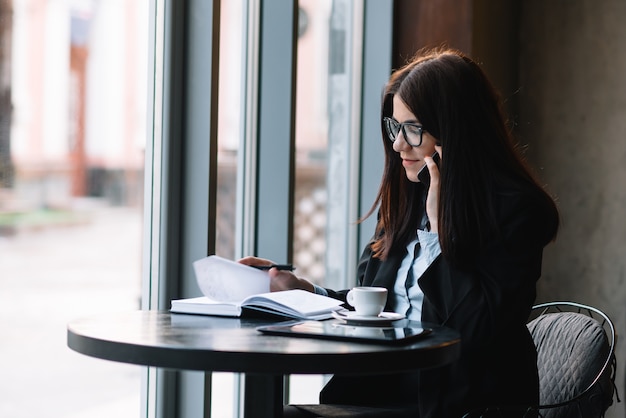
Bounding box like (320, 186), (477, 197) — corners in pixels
(404, 170), (420, 183)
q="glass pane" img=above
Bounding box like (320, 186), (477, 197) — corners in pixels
(0, 1), (147, 417)
(295, 0), (360, 292)
(215, 0), (242, 262)
(293, 0), (332, 289)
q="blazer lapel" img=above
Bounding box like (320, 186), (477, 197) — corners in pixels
(359, 248), (406, 311)
(418, 256), (475, 325)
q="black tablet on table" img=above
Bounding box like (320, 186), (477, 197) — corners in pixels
(256, 320), (431, 345)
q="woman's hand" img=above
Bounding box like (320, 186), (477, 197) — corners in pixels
(238, 256), (315, 293)
(424, 145), (443, 233)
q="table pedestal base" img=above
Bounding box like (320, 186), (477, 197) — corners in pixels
(244, 374), (284, 418)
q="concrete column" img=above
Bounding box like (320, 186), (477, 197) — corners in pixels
(519, 2), (626, 416)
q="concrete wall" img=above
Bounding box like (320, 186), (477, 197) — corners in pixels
(519, 1), (626, 415)
(389, 0), (625, 411)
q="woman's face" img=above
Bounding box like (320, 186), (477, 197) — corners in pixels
(391, 95), (439, 183)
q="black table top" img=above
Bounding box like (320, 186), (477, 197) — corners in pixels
(67, 310), (461, 375)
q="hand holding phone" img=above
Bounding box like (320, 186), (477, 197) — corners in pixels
(417, 151), (440, 189)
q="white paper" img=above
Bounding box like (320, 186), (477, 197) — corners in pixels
(193, 255), (270, 302)
(244, 290), (342, 316)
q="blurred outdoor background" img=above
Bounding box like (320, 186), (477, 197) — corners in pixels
(0, 0), (333, 416)
(3, 1), (626, 417)
(0, 1), (147, 416)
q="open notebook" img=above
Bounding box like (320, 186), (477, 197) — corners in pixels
(170, 255), (343, 320)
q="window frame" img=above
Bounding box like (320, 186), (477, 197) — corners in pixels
(142, 0), (393, 416)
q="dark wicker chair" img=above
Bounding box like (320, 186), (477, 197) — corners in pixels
(463, 301), (619, 418)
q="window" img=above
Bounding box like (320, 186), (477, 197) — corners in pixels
(0, 1), (148, 417)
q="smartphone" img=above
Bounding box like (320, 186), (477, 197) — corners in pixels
(417, 151), (440, 189)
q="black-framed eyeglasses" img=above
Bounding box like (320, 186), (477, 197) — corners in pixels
(383, 117), (426, 147)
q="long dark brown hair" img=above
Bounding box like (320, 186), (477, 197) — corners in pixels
(363, 48), (559, 267)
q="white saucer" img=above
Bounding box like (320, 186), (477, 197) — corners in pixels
(332, 310), (405, 325)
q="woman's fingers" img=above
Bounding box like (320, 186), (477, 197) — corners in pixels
(238, 256), (275, 267)
(239, 256), (315, 293)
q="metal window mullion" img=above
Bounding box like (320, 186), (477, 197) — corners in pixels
(254, 0), (298, 263)
(177, 1), (222, 418)
(141, 0), (163, 417)
(346, 0), (365, 289)
(245, 1), (298, 414)
(181, 0), (220, 295)
(237, 0), (261, 259)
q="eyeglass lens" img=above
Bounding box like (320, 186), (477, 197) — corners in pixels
(384, 118), (423, 147)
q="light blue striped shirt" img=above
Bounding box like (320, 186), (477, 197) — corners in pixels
(391, 228), (441, 320)
(314, 227), (441, 322)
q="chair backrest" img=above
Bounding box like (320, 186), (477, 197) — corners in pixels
(527, 302), (617, 418)
(461, 302), (617, 418)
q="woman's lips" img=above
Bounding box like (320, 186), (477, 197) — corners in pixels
(402, 159), (420, 167)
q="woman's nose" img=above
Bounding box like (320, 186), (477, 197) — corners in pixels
(392, 132), (410, 152)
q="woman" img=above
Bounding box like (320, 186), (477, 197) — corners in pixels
(240, 47), (559, 417)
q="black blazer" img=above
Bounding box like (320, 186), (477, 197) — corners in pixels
(320, 188), (550, 417)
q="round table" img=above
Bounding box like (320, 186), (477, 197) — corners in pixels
(67, 311), (461, 417)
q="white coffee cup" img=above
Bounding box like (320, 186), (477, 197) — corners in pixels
(346, 286), (388, 317)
